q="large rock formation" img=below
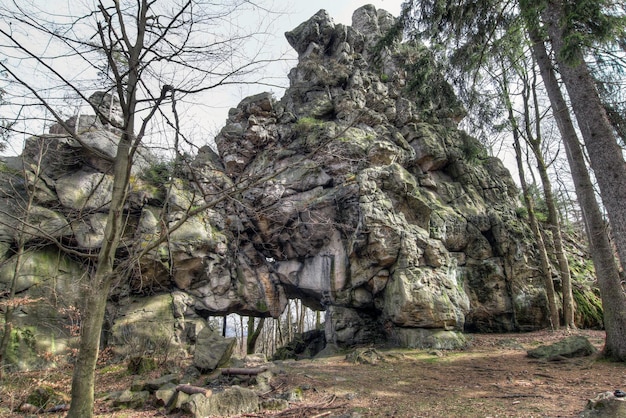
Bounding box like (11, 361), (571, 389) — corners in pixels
(192, 6), (548, 346)
(0, 6), (552, 368)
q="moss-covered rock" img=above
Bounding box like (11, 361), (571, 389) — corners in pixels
(527, 336), (598, 360)
(25, 386), (69, 409)
(0, 247), (83, 370)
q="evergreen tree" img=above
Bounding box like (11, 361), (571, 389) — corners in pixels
(401, 0), (626, 359)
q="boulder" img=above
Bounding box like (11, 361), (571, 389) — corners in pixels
(580, 391), (626, 417)
(183, 386), (259, 417)
(109, 294), (186, 358)
(55, 170), (114, 211)
(112, 389), (151, 409)
(394, 328), (468, 350)
(143, 374), (180, 392)
(272, 329), (326, 360)
(168, 390), (191, 413)
(527, 336), (598, 360)
(24, 386), (69, 410)
(193, 328), (236, 372)
(155, 383), (178, 407)
(0, 247), (84, 370)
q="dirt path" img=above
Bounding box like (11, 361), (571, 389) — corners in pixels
(2, 329), (624, 417)
(269, 329), (625, 417)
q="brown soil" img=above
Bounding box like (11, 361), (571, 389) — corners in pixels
(2, 329), (625, 417)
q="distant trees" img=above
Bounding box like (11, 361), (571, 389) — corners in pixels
(0, 1), (279, 416)
(220, 300), (322, 357)
(0, 86), (12, 150)
(400, 0), (626, 358)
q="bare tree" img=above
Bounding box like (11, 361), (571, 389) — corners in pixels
(518, 65), (575, 329)
(0, 1), (281, 416)
(499, 64), (559, 329)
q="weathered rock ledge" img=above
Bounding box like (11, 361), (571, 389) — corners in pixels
(0, 6), (550, 368)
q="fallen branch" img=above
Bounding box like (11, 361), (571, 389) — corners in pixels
(46, 404), (70, 413)
(18, 403), (40, 414)
(482, 394), (545, 399)
(311, 412), (333, 418)
(175, 384), (212, 396)
(311, 411), (332, 418)
(221, 367), (268, 376)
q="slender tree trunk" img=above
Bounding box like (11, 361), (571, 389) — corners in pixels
(68, 1), (151, 408)
(514, 140), (560, 329)
(543, 0), (626, 274)
(532, 149), (575, 328)
(67, 128), (134, 418)
(67, 276), (112, 417)
(239, 315), (245, 354)
(521, 67), (575, 328)
(286, 302), (292, 342)
(246, 317), (265, 354)
(276, 317), (283, 347)
(527, 22), (626, 360)
(501, 67), (559, 328)
(297, 301), (305, 334)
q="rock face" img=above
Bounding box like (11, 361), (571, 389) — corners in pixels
(198, 6), (548, 346)
(0, 6), (552, 368)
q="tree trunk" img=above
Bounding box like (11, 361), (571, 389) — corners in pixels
(286, 302), (292, 342)
(67, 276), (112, 417)
(275, 317), (283, 347)
(527, 20), (626, 360)
(239, 315), (245, 354)
(521, 67), (575, 328)
(297, 301), (305, 334)
(532, 147), (575, 328)
(175, 384), (212, 396)
(500, 66), (559, 328)
(67, 127), (133, 417)
(246, 317), (265, 355)
(543, 0), (626, 273)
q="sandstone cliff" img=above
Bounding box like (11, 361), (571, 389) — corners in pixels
(0, 6), (551, 368)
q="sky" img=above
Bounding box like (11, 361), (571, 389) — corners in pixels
(0, 0), (404, 155)
(0, 1), (406, 155)
(287, 0), (402, 27)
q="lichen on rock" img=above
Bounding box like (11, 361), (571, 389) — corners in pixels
(0, 5), (564, 368)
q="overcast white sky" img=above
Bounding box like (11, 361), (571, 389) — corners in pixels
(0, 1), (404, 155)
(287, 0), (402, 26)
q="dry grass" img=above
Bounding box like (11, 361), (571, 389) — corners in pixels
(1, 329), (624, 417)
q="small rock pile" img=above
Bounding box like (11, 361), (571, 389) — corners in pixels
(107, 356), (305, 417)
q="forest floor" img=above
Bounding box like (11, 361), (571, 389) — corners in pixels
(1, 329), (624, 417)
